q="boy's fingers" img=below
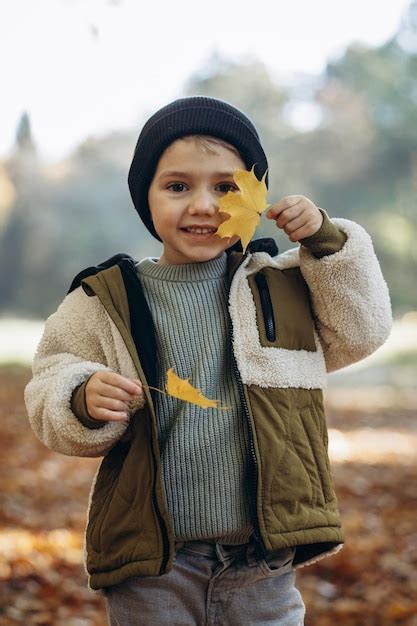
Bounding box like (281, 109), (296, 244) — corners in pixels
(283, 212), (308, 234)
(97, 385), (132, 403)
(130, 378), (144, 395)
(96, 396), (130, 412)
(100, 371), (143, 396)
(266, 196), (303, 219)
(268, 206), (305, 230)
(94, 407), (129, 422)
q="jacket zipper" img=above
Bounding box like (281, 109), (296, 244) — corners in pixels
(254, 272), (276, 342)
(231, 349), (268, 559)
(227, 261), (268, 559)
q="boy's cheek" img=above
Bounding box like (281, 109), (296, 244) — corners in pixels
(223, 234), (240, 247)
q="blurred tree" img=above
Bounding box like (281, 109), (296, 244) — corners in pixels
(1, 2), (416, 317)
(0, 165), (16, 232)
(16, 112), (37, 154)
(0, 124), (160, 318)
(184, 5), (417, 314)
(0, 112), (43, 313)
(184, 53), (291, 143)
(317, 0), (417, 314)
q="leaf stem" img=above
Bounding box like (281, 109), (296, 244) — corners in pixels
(142, 384), (168, 397)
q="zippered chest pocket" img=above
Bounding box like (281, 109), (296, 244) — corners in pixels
(248, 267), (317, 352)
(254, 273), (276, 342)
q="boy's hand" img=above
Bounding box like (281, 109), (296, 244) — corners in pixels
(85, 371), (144, 422)
(266, 195), (323, 242)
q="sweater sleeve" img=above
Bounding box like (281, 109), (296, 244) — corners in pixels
(299, 208), (347, 258)
(24, 287), (132, 457)
(298, 213), (393, 373)
(71, 375), (106, 430)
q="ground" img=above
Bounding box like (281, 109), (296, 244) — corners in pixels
(0, 363), (416, 626)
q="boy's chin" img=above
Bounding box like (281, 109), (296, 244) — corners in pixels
(186, 248), (226, 262)
(186, 244), (232, 263)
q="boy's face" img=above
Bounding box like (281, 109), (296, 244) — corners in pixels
(148, 137), (245, 265)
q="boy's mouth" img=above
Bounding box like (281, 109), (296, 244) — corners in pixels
(180, 226), (218, 239)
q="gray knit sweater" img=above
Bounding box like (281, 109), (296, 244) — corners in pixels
(136, 253), (253, 544)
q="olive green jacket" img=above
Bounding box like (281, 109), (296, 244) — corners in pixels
(24, 210), (393, 590)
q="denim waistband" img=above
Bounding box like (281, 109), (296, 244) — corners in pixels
(175, 539), (250, 560)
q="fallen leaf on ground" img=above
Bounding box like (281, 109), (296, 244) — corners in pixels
(1, 365), (416, 626)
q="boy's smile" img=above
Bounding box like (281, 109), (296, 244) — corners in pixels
(148, 137), (245, 265)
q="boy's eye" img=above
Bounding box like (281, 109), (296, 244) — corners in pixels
(217, 183), (238, 193)
(167, 183), (187, 192)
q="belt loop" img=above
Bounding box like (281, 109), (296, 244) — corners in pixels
(215, 542), (247, 563)
(246, 542), (259, 567)
(215, 542), (225, 562)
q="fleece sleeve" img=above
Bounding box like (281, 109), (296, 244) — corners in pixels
(298, 210), (393, 373)
(24, 286), (133, 457)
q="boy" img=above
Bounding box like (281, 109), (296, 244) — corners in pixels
(24, 96), (393, 625)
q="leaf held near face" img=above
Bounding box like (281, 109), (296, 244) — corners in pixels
(215, 165), (270, 253)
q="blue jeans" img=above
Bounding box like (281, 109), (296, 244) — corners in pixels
(103, 539), (305, 625)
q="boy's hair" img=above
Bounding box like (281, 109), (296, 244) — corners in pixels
(128, 96), (269, 242)
(178, 134), (243, 159)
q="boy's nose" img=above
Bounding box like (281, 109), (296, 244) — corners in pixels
(188, 191), (217, 214)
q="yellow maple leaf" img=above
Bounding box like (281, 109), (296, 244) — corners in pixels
(216, 165), (270, 253)
(164, 367), (230, 409)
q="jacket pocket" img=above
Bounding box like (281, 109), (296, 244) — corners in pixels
(248, 267), (317, 352)
(298, 406), (334, 503)
(254, 272), (276, 342)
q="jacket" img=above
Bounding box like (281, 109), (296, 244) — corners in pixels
(24, 212), (393, 590)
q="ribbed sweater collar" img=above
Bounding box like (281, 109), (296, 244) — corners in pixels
(136, 252), (227, 282)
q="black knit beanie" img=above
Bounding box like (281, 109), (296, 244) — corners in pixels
(128, 96), (269, 242)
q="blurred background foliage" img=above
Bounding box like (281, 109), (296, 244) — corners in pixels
(1, 0), (416, 319)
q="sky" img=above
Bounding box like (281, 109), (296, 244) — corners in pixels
(2, 0), (411, 163)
